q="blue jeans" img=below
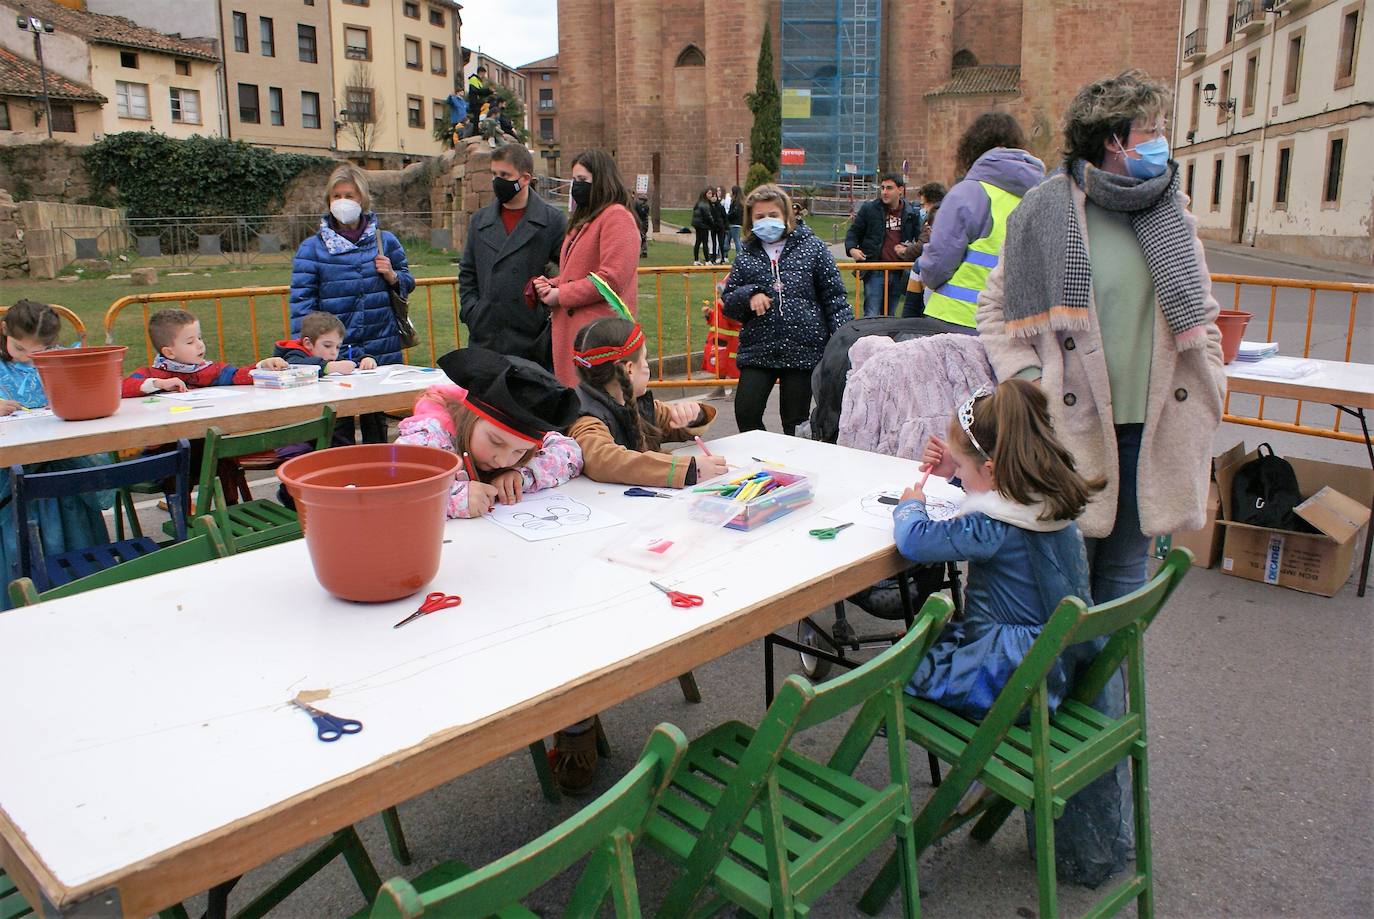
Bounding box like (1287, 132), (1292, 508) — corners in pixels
(1083, 423), (1150, 605)
(727, 225), (741, 257)
(861, 268), (907, 318)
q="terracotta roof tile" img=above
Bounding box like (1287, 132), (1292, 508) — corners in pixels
(0, 46), (105, 103)
(518, 54), (559, 71)
(19, 0), (219, 62)
(927, 65), (1021, 98)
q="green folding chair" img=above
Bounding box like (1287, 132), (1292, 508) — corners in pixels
(360, 723), (689, 918)
(644, 594), (955, 918)
(859, 548), (1193, 919)
(8, 517), (232, 607)
(0, 867), (33, 918)
(168, 407), (337, 551)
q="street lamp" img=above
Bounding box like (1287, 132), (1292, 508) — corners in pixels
(17, 15), (55, 139)
(1202, 82), (1236, 115)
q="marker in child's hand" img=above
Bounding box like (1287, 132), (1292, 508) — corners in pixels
(461, 451), (478, 482)
(694, 436), (714, 457)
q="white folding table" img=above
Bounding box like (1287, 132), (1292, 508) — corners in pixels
(0, 431), (924, 915)
(0, 366), (446, 466)
(1225, 358), (1374, 595)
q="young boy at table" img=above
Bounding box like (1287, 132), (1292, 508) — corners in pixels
(273, 311), (377, 376)
(121, 308), (287, 397)
(275, 311), (383, 446)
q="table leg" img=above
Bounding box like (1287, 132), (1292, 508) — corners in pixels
(1347, 407), (1373, 598)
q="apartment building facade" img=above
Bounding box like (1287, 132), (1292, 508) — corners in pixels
(517, 54), (559, 175)
(0, 0), (221, 142)
(332, 0), (460, 162)
(221, 3), (336, 153)
(1172, 0), (1371, 262)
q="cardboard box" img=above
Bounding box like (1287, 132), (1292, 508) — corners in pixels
(1152, 443), (1246, 568)
(1215, 446), (1373, 597)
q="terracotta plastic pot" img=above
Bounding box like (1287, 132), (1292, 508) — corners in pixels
(278, 444), (459, 602)
(1216, 310), (1252, 364)
(30, 345), (127, 421)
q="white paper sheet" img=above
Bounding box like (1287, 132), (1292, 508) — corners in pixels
(485, 490), (626, 542)
(381, 368), (443, 385)
(156, 388), (246, 403)
(0, 407), (54, 423)
(846, 477), (964, 531)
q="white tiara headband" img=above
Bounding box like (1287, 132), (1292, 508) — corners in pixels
(957, 384), (995, 459)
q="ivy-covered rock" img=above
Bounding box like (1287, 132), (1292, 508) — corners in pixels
(83, 133), (334, 220)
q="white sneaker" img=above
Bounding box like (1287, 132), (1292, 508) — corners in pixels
(693, 260), (703, 266)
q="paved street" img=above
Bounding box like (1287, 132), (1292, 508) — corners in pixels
(151, 245), (1369, 917)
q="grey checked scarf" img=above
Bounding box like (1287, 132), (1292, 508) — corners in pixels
(1000, 160), (1209, 351)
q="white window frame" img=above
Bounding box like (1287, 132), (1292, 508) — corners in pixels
(116, 80), (150, 119)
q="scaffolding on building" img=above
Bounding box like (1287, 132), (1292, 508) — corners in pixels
(780, 0), (882, 189)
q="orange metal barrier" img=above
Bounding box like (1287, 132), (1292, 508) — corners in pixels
(1211, 274), (1373, 445)
(103, 269), (1369, 444)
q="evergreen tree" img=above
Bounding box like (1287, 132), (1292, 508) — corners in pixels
(746, 23), (780, 179)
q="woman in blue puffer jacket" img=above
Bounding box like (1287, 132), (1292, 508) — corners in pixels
(290, 164), (415, 442)
(721, 184), (852, 436)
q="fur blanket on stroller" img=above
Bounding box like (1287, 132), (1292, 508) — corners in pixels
(837, 334), (995, 460)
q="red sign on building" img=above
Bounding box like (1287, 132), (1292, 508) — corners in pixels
(780, 147), (806, 165)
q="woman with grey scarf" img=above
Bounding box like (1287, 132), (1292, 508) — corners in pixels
(978, 69), (1224, 605)
(976, 67), (1224, 891)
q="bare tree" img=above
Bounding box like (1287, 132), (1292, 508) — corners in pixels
(341, 63), (384, 153)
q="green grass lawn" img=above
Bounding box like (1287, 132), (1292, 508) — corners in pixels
(0, 233), (868, 376)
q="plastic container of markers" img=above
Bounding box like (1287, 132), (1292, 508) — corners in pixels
(249, 365), (321, 389)
(689, 463), (815, 532)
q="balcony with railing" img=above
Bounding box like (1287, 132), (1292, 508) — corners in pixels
(1272, 0), (1309, 11)
(1234, 0), (1267, 35)
(1184, 28), (1208, 62)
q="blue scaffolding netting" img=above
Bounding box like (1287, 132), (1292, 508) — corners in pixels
(780, 0), (881, 187)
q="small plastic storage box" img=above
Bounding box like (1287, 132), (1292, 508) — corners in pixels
(249, 365), (321, 389)
(690, 463), (815, 531)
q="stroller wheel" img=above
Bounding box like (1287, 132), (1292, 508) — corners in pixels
(797, 619), (834, 681)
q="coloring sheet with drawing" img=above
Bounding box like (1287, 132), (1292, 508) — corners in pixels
(381, 368), (442, 385)
(847, 476), (964, 531)
(0, 407), (54, 423)
(485, 490), (626, 543)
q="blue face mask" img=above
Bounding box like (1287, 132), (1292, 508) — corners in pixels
(1117, 134), (1170, 179)
(752, 218), (785, 243)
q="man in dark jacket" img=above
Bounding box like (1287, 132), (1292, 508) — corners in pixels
(459, 143), (567, 369)
(844, 173), (922, 318)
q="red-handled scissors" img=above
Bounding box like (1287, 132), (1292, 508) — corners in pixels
(393, 591), (462, 628)
(650, 581), (704, 609)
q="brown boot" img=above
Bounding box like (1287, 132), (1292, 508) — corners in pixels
(549, 726), (599, 796)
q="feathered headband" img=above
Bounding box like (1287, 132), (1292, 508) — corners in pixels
(574, 273), (644, 368)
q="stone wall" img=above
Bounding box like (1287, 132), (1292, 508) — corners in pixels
(19, 200), (131, 279)
(0, 189), (24, 279)
(274, 158), (442, 242)
(0, 141), (92, 203)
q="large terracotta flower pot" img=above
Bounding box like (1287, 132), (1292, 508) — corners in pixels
(1216, 310), (1252, 364)
(278, 444), (459, 602)
(30, 345), (127, 421)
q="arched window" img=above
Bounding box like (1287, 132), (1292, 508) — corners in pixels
(675, 45), (705, 67)
(952, 49), (978, 70)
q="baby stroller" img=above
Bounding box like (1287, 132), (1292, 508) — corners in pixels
(767, 317), (966, 689)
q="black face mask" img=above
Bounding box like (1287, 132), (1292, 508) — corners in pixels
(492, 175), (522, 204)
(570, 178), (592, 208)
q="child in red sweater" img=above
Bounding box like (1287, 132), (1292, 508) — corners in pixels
(122, 309), (287, 397)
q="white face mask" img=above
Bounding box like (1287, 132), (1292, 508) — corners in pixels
(329, 198), (363, 225)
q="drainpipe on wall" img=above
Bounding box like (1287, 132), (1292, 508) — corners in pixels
(214, 0), (229, 138)
(1250, 12), (1283, 248)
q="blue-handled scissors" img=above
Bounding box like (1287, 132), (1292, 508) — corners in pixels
(291, 699), (362, 742)
(624, 487), (671, 499)
(809, 522), (855, 540)
(393, 591), (462, 628)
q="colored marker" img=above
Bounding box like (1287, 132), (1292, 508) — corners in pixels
(694, 436), (714, 457)
(462, 451), (479, 482)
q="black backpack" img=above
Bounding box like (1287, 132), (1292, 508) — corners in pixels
(1230, 443), (1316, 533)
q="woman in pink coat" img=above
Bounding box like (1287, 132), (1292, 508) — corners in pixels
(533, 150), (640, 386)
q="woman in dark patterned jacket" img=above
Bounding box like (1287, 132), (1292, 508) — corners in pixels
(721, 184), (853, 435)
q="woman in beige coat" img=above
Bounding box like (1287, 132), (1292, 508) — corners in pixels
(976, 70), (1225, 605)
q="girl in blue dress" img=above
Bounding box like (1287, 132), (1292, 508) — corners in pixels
(895, 378), (1133, 887)
(0, 300), (113, 600)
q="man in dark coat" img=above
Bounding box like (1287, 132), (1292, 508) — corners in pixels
(844, 172), (922, 318)
(459, 144), (567, 369)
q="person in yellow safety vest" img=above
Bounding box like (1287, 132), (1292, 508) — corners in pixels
(918, 113), (1045, 334)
